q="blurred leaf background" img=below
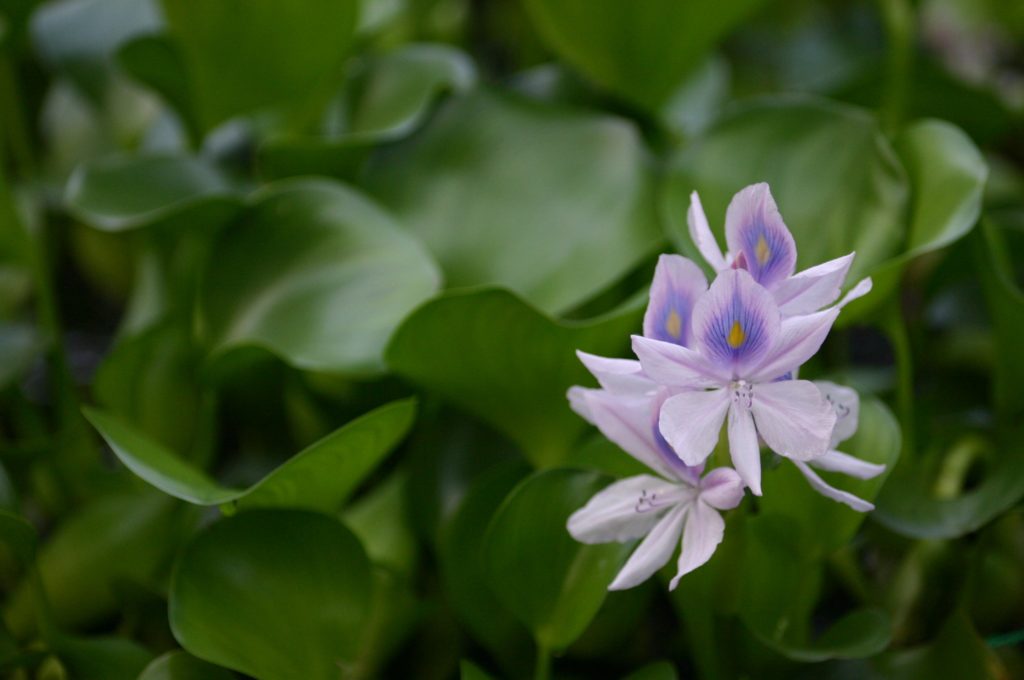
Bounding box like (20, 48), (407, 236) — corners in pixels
(0, 0), (1022, 677)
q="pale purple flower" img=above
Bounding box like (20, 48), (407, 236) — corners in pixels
(566, 387), (744, 590)
(790, 381), (886, 511)
(632, 268), (872, 495)
(688, 183), (857, 316)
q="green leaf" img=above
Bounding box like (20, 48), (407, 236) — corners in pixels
(160, 0), (359, 133)
(871, 610), (1004, 679)
(664, 96), (908, 287)
(170, 509), (372, 680)
(138, 651), (234, 680)
(521, 0), (763, 110)
(739, 515), (892, 662)
(386, 288), (643, 468)
(117, 34), (199, 141)
(52, 636), (152, 680)
(200, 178), (440, 374)
(366, 89), (662, 315)
(66, 154), (243, 232)
(261, 44), (476, 179)
(460, 660), (496, 680)
(6, 492), (181, 634)
(759, 397), (901, 552)
(895, 120), (987, 257)
(30, 0), (161, 102)
(439, 460), (532, 664)
(83, 398), (416, 510)
(0, 510), (37, 566)
(482, 469), (632, 651)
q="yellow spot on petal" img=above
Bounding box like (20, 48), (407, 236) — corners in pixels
(755, 234), (771, 265)
(727, 320), (745, 348)
(666, 310), (682, 339)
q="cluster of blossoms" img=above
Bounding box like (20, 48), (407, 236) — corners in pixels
(566, 183), (885, 591)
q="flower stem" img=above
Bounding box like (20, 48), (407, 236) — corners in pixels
(883, 300), (915, 460)
(534, 643), (551, 680)
(877, 0), (914, 135)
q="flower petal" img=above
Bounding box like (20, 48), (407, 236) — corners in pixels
(632, 335), (726, 386)
(698, 467), (745, 510)
(659, 389), (730, 466)
(749, 307), (839, 383)
(773, 253), (855, 315)
(724, 183), (797, 288)
(577, 350), (655, 394)
(688, 191), (726, 271)
(581, 388), (695, 481)
(692, 268), (780, 378)
(609, 505), (687, 591)
(728, 401), (762, 495)
(568, 386), (595, 423)
(810, 449), (885, 480)
(792, 461), (875, 512)
(643, 254), (708, 346)
(669, 501), (726, 589)
(815, 380), (860, 447)
(750, 380), (835, 460)
(568, 474), (687, 544)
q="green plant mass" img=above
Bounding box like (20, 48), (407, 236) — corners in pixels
(0, 0), (1022, 678)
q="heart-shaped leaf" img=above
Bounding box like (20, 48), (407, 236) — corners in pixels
(738, 515), (892, 661)
(366, 90), (662, 315)
(160, 0), (359, 133)
(138, 651), (234, 680)
(66, 153), (243, 232)
(521, 0), (764, 110)
(200, 178), (440, 373)
(83, 398), (416, 511)
(482, 469), (631, 651)
(386, 288), (642, 468)
(169, 509), (372, 680)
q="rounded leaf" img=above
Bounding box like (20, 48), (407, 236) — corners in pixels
(169, 509), (372, 680)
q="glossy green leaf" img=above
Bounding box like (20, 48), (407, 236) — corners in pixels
(522, 0), (763, 110)
(896, 119), (987, 257)
(200, 178), (440, 373)
(386, 288), (643, 467)
(170, 509), (372, 680)
(261, 44), (475, 179)
(482, 469), (632, 651)
(138, 651), (234, 680)
(760, 397), (901, 552)
(6, 492), (181, 634)
(30, 0), (161, 101)
(439, 460), (532, 663)
(366, 90), (662, 315)
(117, 34), (198, 140)
(665, 96), (908, 285)
(66, 154), (243, 232)
(739, 515), (892, 661)
(160, 0), (359, 133)
(871, 610), (1004, 679)
(84, 398), (416, 510)
(53, 636), (152, 680)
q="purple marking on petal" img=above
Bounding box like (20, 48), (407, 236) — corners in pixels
(725, 183), (796, 288)
(643, 255), (708, 347)
(693, 269), (780, 378)
(650, 390), (703, 484)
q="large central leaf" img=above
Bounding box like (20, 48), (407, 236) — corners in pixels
(366, 90), (662, 315)
(200, 179), (440, 374)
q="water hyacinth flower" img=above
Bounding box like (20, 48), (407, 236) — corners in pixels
(791, 381), (886, 511)
(632, 267), (871, 494)
(688, 183), (857, 316)
(566, 387), (744, 590)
